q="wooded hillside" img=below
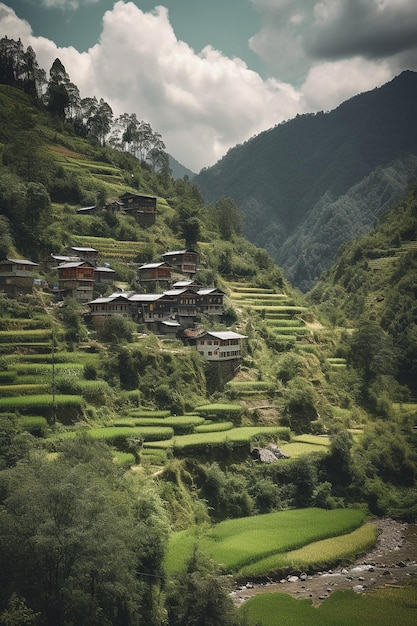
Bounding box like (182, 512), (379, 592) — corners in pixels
(195, 71), (417, 291)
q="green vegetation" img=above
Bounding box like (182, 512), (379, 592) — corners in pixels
(241, 582), (417, 626)
(0, 56), (416, 625)
(165, 508), (367, 574)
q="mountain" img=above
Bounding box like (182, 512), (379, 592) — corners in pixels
(168, 153), (196, 179)
(195, 71), (417, 291)
(308, 183), (417, 392)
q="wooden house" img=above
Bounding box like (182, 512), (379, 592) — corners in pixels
(162, 249), (198, 275)
(195, 331), (247, 361)
(119, 192), (157, 227)
(0, 258), (39, 295)
(68, 247), (99, 265)
(88, 293), (131, 328)
(162, 288), (201, 320)
(137, 262), (172, 285)
(55, 261), (95, 302)
(94, 265), (116, 285)
(197, 288), (225, 315)
(128, 293), (166, 324)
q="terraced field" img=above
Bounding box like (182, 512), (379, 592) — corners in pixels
(0, 314), (100, 425)
(71, 235), (150, 263)
(227, 282), (309, 346)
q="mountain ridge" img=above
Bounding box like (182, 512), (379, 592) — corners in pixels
(195, 70), (417, 291)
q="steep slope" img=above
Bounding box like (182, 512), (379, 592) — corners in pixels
(195, 70), (417, 291)
(308, 183), (417, 391)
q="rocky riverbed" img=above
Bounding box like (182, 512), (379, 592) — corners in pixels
(233, 518), (417, 606)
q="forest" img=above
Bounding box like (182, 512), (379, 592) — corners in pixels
(0, 39), (416, 625)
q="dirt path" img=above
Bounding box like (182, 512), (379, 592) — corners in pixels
(233, 518), (417, 606)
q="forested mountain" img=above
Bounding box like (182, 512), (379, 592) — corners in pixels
(195, 71), (417, 291)
(308, 184), (417, 392)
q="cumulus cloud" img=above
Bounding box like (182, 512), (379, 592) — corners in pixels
(0, 2), (304, 170)
(0, 1), (415, 170)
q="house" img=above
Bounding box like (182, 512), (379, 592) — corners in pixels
(119, 192), (157, 226)
(128, 293), (169, 324)
(55, 261), (95, 302)
(195, 331), (247, 361)
(197, 288), (225, 316)
(162, 249), (198, 275)
(137, 262), (172, 285)
(88, 293), (131, 328)
(68, 247), (99, 265)
(94, 265), (116, 285)
(161, 288), (202, 321)
(157, 319), (181, 339)
(0, 258), (39, 295)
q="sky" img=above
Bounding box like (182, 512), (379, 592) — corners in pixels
(1, 1), (417, 172)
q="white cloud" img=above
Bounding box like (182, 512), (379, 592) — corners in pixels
(0, 1), (415, 171)
(0, 2), (305, 170)
(300, 57), (394, 112)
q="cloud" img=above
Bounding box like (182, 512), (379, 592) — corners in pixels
(0, 1), (415, 171)
(250, 0), (417, 79)
(309, 0), (417, 59)
(39, 0), (99, 8)
(0, 2), (305, 170)
(300, 57), (394, 112)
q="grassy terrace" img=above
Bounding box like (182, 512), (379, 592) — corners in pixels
(165, 508), (371, 576)
(143, 426), (291, 450)
(71, 235), (149, 261)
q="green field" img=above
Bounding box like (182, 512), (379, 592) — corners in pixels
(240, 582), (417, 626)
(165, 508), (368, 575)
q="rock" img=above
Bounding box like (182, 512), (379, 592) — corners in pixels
(287, 575), (299, 583)
(353, 585), (364, 593)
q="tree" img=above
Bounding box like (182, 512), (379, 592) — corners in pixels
(349, 319), (397, 382)
(0, 437), (169, 626)
(45, 58), (70, 118)
(211, 197), (244, 240)
(0, 216), (13, 259)
(165, 548), (242, 626)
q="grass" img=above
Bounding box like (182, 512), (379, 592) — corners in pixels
(240, 581), (417, 625)
(194, 421), (234, 433)
(236, 522), (378, 578)
(0, 394), (84, 411)
(0, 383), (50, 396)
(53, 425), (174, 444)
(113, 415), (205, 434)
(143, 426), (290, 450)
(165, 508), (368, 574)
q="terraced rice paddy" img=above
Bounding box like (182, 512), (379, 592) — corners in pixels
(71, 235), (149, 262)
(165, 508), (370, 576)
(227, 281), (310, 346)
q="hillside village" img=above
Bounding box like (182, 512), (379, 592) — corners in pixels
(0, 191), (248, 370)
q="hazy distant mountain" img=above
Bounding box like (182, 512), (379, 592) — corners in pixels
(195, 71), (417, 291)
(168, 154), (196, 180)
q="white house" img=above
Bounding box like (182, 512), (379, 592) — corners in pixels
(195, 331), (247, 361)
